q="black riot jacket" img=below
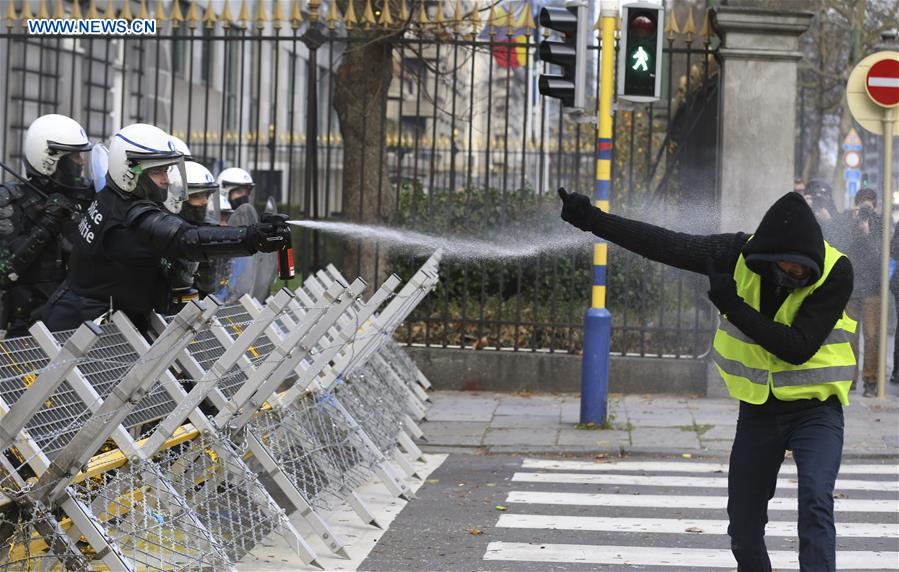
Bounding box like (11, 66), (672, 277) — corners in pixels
(66, 185), (257, 318)
(0, 181), (82, 334)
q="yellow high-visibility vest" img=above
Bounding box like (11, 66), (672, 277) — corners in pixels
(712, 241), (857, 405)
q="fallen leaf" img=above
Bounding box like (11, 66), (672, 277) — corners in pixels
(685, 527), (704, 533)
(468, 528), (484, 536)
(595, 454), (608, 461)
(426, 479), (439, 484)
(495, 505), (507, 511)
(681, 453), (692, 459)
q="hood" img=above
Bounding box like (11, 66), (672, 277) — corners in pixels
(741, 192), (824, 283)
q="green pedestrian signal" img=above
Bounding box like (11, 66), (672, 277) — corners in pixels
(618, 3), (664, 103)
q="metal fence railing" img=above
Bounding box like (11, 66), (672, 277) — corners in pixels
(0, 0), (720, 357)
(0, 250), (439, 570)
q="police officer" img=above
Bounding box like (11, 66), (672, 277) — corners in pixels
(163, 160), (220, 312)
(559, 189), (854, 572)
(217, 167), (255, 210)
(0, 114), (93, 338)
(42, 123), (290, 333)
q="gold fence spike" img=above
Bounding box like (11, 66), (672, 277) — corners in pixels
(37, 0), (48, 19)
(104, 0), (115, 19)
(137, 0), (148, 20)
(700, 9), (710, 42)
(683, 8), (695, 41)
(664, 9), (678, 39)
(290, 0), (302, 28)
(187, 0), (199, 28)
(451, 0), (462, 33)
(343, 0), (357, 29)
(238, 0), (249, 26)
(308, 0), (319, 23)
(170, 0), (183, 24)
(154, 0), (165, 21)
(362, 0), (376, 27)
(469, 2), (480, 36)
(397, 0), (408, 24)
(121, 0), (133, 21)
(220, 0), (233, 25)
(204, 0), (216, 28)
(21, 0), (35, 22)
(416, 0), (429, 28)
(254, 0), (266, 29)
(326, 0), (339, 29)
(53, 0), (65, 18)
(378, 0), (393, 27)
(433, 1), (445, 31)
(488, 4), (504, 34)
(272, 0), (284, 29)
(519, 2), (535, 32)
(85, 0), (97, 19)
(5, 1), (17, 28)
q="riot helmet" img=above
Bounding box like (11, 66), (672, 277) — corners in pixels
(168, 161), (219, 224)
(217, 167), (254, 209)
(23, 114), (94, 200)
(106, 123), (186, 203)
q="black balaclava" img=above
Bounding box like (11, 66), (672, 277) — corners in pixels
(135, 171), (168, 204)
(229, 193), (250, 209)
(180, 202), (207, 224)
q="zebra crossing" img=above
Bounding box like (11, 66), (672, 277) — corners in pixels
(482, 457), (899, 570)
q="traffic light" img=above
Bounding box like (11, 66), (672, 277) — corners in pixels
(618, 3), (664, 103)
(538, 2), (589, 110)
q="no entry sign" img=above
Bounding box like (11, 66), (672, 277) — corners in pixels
(865, 57), (899, 108)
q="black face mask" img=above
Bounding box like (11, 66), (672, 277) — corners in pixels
(180, 203), (207, 224)
(135, 173), (167, 204)
(229, 194), (250, 209)
(771, 263), (810, 291)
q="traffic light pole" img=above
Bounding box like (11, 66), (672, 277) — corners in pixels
(580, 1), (617, 425)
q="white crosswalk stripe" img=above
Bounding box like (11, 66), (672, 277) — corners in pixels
(483, 458), (899, 570)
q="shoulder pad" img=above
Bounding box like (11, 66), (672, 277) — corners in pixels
(0, 183), (22, 207)
(124, 200), (166, 226)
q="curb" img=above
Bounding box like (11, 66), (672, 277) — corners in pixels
(420, 443), (899, 461)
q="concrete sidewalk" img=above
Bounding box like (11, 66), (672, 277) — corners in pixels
(417, 389), (899, 459)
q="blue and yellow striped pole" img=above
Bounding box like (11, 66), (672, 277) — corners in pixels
(580, 2), (617, 425)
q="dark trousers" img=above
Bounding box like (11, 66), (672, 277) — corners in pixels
(727, 399), (844, 572)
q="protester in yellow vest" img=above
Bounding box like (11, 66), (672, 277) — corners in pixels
(559, 190), (854, 572)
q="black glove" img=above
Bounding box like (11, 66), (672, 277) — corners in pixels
(42, 193), (77, 225)
(558, 187), (601, 232)
(706, 261), (742, 314)
(244, 222), (291, 253)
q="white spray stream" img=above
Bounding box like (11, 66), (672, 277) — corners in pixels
(287, 220), (593, 261)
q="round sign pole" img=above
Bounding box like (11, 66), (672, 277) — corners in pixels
(848, 51), (899, 400)
(877, 108), (894, 399)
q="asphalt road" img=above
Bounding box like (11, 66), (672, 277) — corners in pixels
(361, 453), (899, 572)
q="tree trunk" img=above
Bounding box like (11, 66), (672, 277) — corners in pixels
(333, 35), (395, 290)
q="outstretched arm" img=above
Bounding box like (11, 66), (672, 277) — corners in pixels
(558, 188), (747, 275)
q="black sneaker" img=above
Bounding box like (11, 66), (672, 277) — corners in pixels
(890, 374), (899, 385)
(863, 383), (876, 398)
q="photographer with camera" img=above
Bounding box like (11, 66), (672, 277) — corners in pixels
(845, 187), (882, 397)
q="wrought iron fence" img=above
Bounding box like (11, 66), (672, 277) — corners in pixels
(0, 0), (720, 357)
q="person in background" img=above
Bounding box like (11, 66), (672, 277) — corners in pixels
(844, 188), (882, 397)
(890, 222), (899, 387)
(793, 178), (806, 194)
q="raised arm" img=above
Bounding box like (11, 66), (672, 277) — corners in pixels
(558, 188), (746, 275)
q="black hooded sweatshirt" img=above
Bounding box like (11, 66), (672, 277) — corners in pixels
(586, 192), (853, 414)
